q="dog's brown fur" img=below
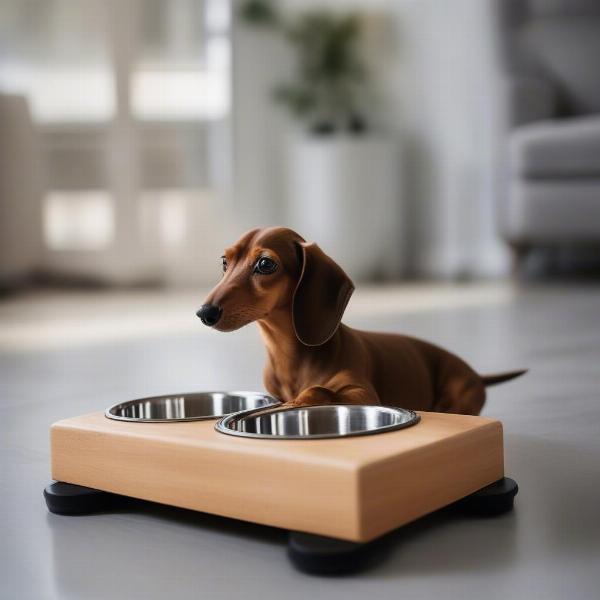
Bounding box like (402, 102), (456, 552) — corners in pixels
(200, 227), (525, 414)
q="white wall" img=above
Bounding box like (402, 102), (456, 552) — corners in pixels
(231, 0), (510, 278)
(398, 0), (510, 278)
(230, 20), (292, 233)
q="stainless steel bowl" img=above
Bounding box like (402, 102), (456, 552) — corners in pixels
(105, 391), (279, 422)
(215, 404), (420, 440)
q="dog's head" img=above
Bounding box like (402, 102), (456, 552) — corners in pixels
(197, 227), (354, 346)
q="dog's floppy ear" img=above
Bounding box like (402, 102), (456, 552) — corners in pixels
(292, 242), (354, 346)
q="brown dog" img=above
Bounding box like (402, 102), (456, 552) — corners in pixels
(197, 227), (525, 415)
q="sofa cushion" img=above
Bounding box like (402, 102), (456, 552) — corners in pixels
(507, 179), (600, 241)
(510, 116), (600, 178)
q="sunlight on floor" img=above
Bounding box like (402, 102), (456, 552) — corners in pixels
(0, 282), (517, 353)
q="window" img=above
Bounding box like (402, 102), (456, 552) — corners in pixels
(0, 0), (231, 284)
(132, 0), (231, 120)
(0, 0), (115, 123)
(44, 191), (115, 251)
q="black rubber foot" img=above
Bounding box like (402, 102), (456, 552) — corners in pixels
(288, 477), (519, 573)
(288, 532), (377, 575)
(455, 477), (519, 516)
(44, 482), (126, 515)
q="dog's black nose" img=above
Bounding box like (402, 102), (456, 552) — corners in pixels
(196, 304), (222, 327)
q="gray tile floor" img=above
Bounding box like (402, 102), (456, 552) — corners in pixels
(2, 284), (599, 599)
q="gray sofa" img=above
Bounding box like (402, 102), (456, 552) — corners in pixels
(495, 0), (600, 266)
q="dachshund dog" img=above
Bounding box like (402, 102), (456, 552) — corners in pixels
(197, 227), (525, 415)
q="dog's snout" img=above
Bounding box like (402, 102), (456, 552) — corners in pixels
(196, 304), (222, 327)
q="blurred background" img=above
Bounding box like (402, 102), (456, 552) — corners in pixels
(1, 0), (600, 346)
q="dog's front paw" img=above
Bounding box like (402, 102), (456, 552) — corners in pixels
(287, 386), (337, 408)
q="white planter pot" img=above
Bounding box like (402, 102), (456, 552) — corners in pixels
(286, 135), (402, 282)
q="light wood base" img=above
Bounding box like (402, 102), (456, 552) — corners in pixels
(50, 411), (504, 542)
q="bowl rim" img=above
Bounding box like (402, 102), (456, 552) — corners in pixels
(214, 404), (421, 440)
(104, 390), (280, 423)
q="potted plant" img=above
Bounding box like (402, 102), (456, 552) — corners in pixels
(240, 1), (401, 280)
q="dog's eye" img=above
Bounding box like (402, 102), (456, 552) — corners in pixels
(254, 257), (277, 275)
(221, 257), (227, 273)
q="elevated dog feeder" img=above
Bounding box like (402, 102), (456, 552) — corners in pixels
(44, 392), (518, 575)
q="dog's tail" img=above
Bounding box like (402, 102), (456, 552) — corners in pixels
(481, 369), (527, 387)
